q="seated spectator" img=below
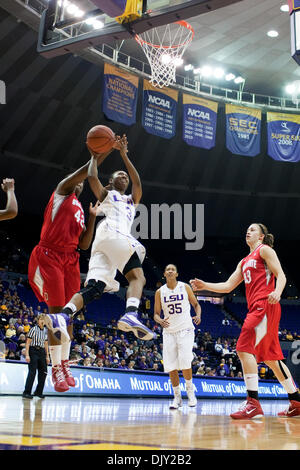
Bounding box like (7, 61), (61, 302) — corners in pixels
(205, 367), (216, 377)
(128, 360), (136, 370)
(104, 358), (112, 368)
(95, 334), (107, 352)
(19, 347), (27, 362)
(196, 366), (205, 376)
(5, 321), (16, 339)
(149, 362), (161, 372)
(137, 355), (148, 370)
(83, 357), (92, 367)
(94, 358), (104, 368)
(214, 338), (223, 355)
(285, 331), (294, 341)
(118, 359), (128, 369)
(217, 358), (230, 377)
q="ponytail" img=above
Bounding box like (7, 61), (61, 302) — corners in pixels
(257, 223), (274, 248)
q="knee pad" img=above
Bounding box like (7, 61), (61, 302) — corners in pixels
(79, 279), (105, 305)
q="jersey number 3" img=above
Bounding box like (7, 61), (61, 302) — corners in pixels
(244, 269), (252, 284)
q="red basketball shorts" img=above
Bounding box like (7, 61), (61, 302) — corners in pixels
(28, 245), (81, 307)
(236, 299), (284, 363)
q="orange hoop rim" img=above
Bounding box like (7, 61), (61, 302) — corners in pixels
(135, 20), (194, 50)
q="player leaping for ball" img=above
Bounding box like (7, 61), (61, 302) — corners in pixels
(28, 150), (113, 393)
(44, 134), (155, 359)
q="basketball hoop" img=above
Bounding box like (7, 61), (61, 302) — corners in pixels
(135, 20), (194, 88)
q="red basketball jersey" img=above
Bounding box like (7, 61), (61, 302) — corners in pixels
(241, 244), (275, 309)
(39, 191), (85, 251)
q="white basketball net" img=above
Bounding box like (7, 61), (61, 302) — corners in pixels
(135, 21), (194, 88)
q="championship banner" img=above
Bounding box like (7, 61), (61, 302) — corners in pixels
(102, 63), (139, 125)
(182, 95), (218, 149)
(288, 0), (300, 13)
(142, 80), (178, 139)
(226, 104), (261, 157)
(267, 112), (300, 162)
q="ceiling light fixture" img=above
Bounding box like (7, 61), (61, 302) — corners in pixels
(213, 67), (225, 79)
(280, 4), (289, 12)
(225, 73), (236, 81)
(267, 30), (279, 37)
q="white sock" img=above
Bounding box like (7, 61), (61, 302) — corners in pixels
(244, 373), (258, 391)
(61, 341), (71, 362)
(126, 297), (140, 309)
(173, 385), (181, 398)
(64, 302), (77, 314)
(49, 345), (62, 367)
(280, 377), (298, 394)
(185, 378), (194, 392)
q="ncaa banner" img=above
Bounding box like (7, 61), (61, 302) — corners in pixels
(142, 80), (178, 139)
(102, 63), (139, 125)
(267, 112), (300, 162)
(288, 0), (300, 12)
(226, 104), (261, 157)
(182, 95), (218, 149)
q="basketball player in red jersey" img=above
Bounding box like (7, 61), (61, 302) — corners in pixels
(0, 178), (18, 220)
(190, 223), (300, 419)
(28, 151), (112, 392)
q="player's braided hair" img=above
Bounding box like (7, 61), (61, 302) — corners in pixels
(256, 223), (274, 248)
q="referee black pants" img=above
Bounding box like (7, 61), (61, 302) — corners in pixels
(24, 346), (48, 395)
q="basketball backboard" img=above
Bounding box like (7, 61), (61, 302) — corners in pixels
(37, 0), (244, 58)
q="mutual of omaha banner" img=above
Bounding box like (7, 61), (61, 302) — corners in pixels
(267, 112), (300, 162)
(142, 80), (178, 139)
(102, 63), (139, 125)
(182, 95), (218, 149)
(226, 104), (261, 157)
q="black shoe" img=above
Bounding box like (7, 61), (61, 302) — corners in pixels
(33, 392), (45, 398)
(22, 393), (33, 399)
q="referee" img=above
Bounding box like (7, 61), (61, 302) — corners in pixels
(22, 314), (50, 399)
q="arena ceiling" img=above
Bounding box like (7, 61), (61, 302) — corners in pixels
(0, 0), (300, 243)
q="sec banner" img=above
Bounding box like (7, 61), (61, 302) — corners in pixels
(226, 104), (261, 157)
(267, 112), (300, 162)
(102, 63), (139, 125)
(142, 80), (178, 139)
(182, 95), (218, 149)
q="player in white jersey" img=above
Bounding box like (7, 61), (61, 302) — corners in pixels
(45, 134), (155, 342)
(154, 264), (201, 408)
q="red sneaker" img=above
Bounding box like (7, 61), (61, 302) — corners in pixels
(61, 360), (76, 387)
(230, 397), (264, 420)
(52, 364), (69, 392)
(278, 400), (300, 418)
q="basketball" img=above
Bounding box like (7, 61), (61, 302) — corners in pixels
(86, 125), (116, 153)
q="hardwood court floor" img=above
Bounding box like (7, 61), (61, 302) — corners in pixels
(0, 396), (299, 450)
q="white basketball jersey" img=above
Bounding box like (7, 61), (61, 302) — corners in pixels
(96, 189), (136, 236)
(159, 281), (194, 334)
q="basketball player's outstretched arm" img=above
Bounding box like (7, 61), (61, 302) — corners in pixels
(56, 149), (113, 196)
(260, 245), (286, 304)
(190, 260), (244, 294)
(87, 155), (109, 202)
(0, 179), (18, 221)
(116, 135), (142, 205)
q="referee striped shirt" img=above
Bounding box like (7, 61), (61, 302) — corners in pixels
(27, 325), (48, 348)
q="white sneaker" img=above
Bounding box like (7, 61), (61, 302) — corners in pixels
(169, 396), (183, 409)
(187, 390), (197, 407)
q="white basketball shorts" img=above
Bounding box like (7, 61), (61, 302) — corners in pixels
(85, 223), (146, 293)
(162, 328), (195, 373)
